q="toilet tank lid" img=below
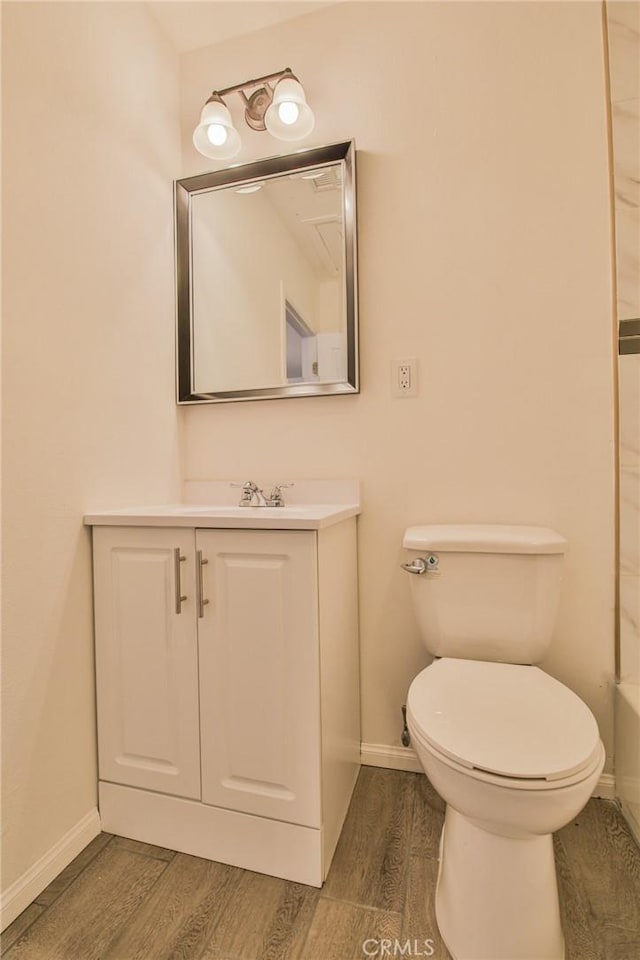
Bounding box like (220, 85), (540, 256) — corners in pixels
(403, 524), (568, 554)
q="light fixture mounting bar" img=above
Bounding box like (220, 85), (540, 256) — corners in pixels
(213, 68), (293, 99)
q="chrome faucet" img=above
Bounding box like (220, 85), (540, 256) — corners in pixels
(266, 483), (293, 507)
(233, 480), (268, 507)
(231, 480), (294, 507)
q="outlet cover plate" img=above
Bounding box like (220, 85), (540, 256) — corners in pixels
(392, 358), (418, 397)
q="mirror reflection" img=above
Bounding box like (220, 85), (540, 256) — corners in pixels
(175, 141), (358, 403)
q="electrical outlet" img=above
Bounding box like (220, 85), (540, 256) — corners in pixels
(392, 358), (418, 397)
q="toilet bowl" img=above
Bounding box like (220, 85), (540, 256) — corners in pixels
(407, 658), (605, 960)
(401, 525), (605, 960)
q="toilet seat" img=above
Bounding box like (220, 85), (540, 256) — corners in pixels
(407, 658), (601, 783)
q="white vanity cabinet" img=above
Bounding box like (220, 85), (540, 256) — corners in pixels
(91, 514), (360, 887)
(93, 527), (201, 799)
(198, 528), (320, 827)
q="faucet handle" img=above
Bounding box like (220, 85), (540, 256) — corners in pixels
(230, 480), (259, 506)
(267, 482), (294, 507)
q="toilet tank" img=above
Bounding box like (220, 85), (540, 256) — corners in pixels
(402, 524), (568, 664)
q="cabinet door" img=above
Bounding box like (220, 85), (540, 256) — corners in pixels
(197, 529), (321, 826)
(93, 527), (201, 799)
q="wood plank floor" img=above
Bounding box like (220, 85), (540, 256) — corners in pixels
(3, 768), (639, 960)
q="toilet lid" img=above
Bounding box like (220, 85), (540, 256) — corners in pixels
(407, 659), (601, 781)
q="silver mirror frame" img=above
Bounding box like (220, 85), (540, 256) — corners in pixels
(175, 140), (358, 404)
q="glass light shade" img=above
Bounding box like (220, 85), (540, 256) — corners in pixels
(193, 98), (241, 159)
(235, 181), (265, 194)
(264, 77), (315, 142)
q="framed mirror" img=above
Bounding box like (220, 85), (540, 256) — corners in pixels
(175, 140), (358, 403)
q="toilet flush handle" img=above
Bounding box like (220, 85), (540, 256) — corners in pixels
(401, 555), (439, 574)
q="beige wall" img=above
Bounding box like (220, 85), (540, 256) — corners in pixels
(1, 1), (181, 895)
(180, 2), (616, 764)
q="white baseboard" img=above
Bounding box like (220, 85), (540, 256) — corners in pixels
(620, 796), (640, 845)
(361, 742), (422, 773)
(361, 743), (617, 800)
(0, 808), (101, 932)
(593, 773), (616, 801)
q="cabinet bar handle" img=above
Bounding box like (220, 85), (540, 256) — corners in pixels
(174, 548), (187, 614)
(196, 550), (209, 618)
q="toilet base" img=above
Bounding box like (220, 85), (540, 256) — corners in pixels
(435, 806), (565, 960)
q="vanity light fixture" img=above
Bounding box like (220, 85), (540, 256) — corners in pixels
(192, 68), (315, 160)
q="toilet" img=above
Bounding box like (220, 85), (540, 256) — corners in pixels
(402, 524), (605, 960)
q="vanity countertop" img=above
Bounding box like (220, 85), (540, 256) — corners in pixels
(84, 503), (360, 531)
